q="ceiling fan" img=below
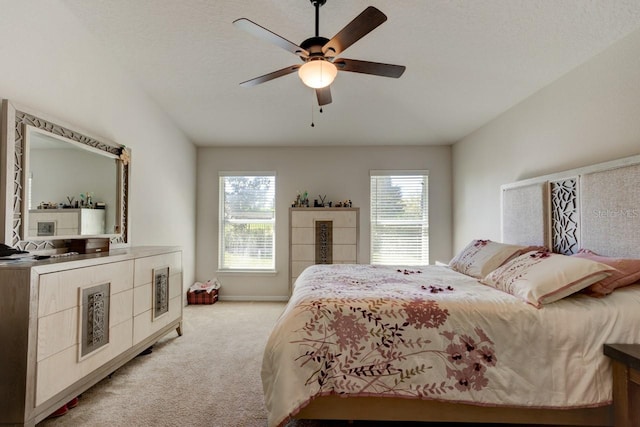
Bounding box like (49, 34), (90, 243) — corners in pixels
(233, 0), (406, 106)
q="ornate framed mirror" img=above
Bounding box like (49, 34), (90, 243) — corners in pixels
(1, 99), (129, 251)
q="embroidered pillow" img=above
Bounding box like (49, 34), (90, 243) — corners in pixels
(481, 251), (615, 308)
(449, 239), (534, 279)
(572, 249), (640, 296)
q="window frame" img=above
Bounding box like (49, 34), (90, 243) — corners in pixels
(218, 171), (276, 273)
(370, 170), (429, 266)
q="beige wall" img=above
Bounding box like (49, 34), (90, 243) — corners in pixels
(196, 145), (452, 300)
(452, 27), (640, 252)
(0, 1), (197, 288)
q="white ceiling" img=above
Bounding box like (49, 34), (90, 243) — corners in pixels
(60, 0), (640, 147)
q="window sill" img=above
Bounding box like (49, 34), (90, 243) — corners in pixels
(216, 269), (278, 276)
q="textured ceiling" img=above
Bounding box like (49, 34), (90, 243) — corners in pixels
(60, 0), (640, 147)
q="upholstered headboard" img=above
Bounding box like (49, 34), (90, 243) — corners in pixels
(501, 154), (640, 258)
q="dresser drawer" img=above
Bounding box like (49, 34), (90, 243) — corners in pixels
(133, 294), (182, 345)
(133, 271), (182, 316)
(38, 260), (134, 317)
(132, 252), (183, 344)
(134, 252), (182, 287)
(36, 288), (134, 376)
(35, 318), (133, 406)
(291, 210), (357, 227)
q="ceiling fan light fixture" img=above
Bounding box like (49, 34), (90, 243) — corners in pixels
(298, 59), (337, 89)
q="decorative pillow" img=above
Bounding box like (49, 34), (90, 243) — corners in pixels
(572, 249), (640, 296)
(449, 239), (538, 279)
(481, 250), (615, 308)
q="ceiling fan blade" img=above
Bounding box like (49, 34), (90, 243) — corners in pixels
(233, 18), (309, 58)
(334, 58), (406, 78)
(239, 64), (301, 87)
(322, 6), (387, 58)
(316, 86), (332, 106)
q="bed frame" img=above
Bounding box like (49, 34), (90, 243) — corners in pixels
(294, 153), (640, 425)
(297, 396), (612, 425)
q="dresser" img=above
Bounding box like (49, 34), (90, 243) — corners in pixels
(0, 246), (183, 426)
(28, 208), (106, 236)
(289, 207), (359, 291)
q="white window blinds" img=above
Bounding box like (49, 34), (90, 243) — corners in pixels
(219, 173), (276, 270)
(370, 171), (429, 265)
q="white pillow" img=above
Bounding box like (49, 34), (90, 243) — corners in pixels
(449, 239), (533, 279)
(481, 250), (615, 308)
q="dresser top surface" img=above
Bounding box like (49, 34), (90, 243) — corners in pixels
(0, 246), (181, 272)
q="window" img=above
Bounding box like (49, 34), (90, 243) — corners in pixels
(219, 173), (276, 271)
(370, 171), (429, 265)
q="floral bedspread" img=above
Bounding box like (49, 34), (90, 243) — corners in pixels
(261, 264), (640, 427)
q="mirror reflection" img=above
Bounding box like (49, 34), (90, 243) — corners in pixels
(26, 128), (119, 238)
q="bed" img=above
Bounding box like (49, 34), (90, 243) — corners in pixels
(262, 154), (640, 427)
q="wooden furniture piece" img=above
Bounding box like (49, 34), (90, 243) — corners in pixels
(0, 246), (183, 426)
(28, 208), (106, 237)
(297, 395), (612, 425)
(1, 98), (130, 252)
(604, 344), (640, 427)
(289, 207), (359, 291)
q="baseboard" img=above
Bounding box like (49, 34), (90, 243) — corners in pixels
(218, 295), (289, 302)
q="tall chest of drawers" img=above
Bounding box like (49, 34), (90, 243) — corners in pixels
(0, 246), (183, 426)
(289, 207), (359, 291)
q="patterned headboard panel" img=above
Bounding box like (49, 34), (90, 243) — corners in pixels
(549, 178), (580, 254)
(501, 154), (640, 258)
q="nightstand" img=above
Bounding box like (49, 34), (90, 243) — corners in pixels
(603, 344), (640, 427)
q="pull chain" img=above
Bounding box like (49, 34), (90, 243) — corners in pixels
(310, 90), (315, 127)
(310, 89), (326, 126)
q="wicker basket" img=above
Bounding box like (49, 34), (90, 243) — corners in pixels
(187, 289), (218, 305)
